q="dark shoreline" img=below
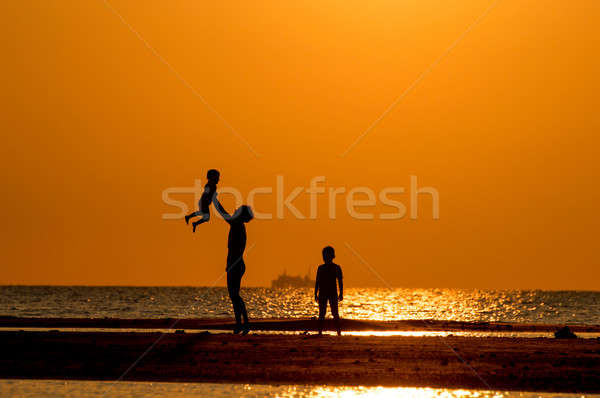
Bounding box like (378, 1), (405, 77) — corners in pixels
(1, 329), (600, 393)
(2, 316), (600, 333)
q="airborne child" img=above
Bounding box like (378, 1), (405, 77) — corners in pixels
(185, 169), (220, 232)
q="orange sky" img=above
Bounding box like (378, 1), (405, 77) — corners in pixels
(1, 1), (599, 289)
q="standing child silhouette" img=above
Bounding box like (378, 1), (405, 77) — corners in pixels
(314, 246), (343, 336)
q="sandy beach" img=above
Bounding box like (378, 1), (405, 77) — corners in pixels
(2, 316), (600, 333)
(1, 320), (600, 393)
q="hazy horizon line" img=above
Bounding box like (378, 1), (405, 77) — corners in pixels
(1, 284), (598, 293)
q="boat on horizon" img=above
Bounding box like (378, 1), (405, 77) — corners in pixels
(271, 269), (315, 288)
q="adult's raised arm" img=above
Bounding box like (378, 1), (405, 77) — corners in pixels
(212, 195), (232, 223)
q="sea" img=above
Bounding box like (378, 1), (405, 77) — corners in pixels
(1, 286), (599, 324)
(1, 286), (599, 398)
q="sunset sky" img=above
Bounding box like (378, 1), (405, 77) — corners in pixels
(1, 1), (598, 289)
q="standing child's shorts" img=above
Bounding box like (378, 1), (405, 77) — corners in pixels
(318, 295), (339, 319)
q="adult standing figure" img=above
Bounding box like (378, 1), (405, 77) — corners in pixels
(213, 195), (254, 334)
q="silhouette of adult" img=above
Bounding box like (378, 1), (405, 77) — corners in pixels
(213, 195), (254, 334)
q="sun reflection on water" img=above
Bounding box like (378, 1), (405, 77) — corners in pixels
(249, 288), (600, 326)
(296, 386), (503, 398)
(1, 380), (597, 398)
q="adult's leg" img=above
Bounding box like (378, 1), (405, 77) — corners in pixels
(317, 297), (327, 335)
(226, 269), (243, 328)
(227, 252), (248, 330)
(237, 262), (248, 326)
(329, 296), (341, 336)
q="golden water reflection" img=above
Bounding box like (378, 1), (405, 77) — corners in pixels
(287, 386), (504, 397)
(2, 380), (595, 398)
(256, 288), (596, 325)
(260, 385), (598, 398)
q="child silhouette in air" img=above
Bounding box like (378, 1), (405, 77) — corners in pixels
(185, 169), (220, 232)
(314, 246), (343, 336)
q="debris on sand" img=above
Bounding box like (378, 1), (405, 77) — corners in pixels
(554, 326), (577, 339)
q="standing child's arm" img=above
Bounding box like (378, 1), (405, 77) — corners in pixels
(314, 268), (320, 302)
(337, 266), (343, 301)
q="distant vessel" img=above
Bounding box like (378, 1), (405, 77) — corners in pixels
(271, 269), (315, 288)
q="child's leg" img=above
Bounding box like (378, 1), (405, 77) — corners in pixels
(317, 297), (327, 334)
(329, 297), (341, 336)
(192, 213), (210, 232)
(184, 210), (202, 224)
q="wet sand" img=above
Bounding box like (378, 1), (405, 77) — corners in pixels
(1, 329), (600, 393)
(2, 316), (600, 333)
